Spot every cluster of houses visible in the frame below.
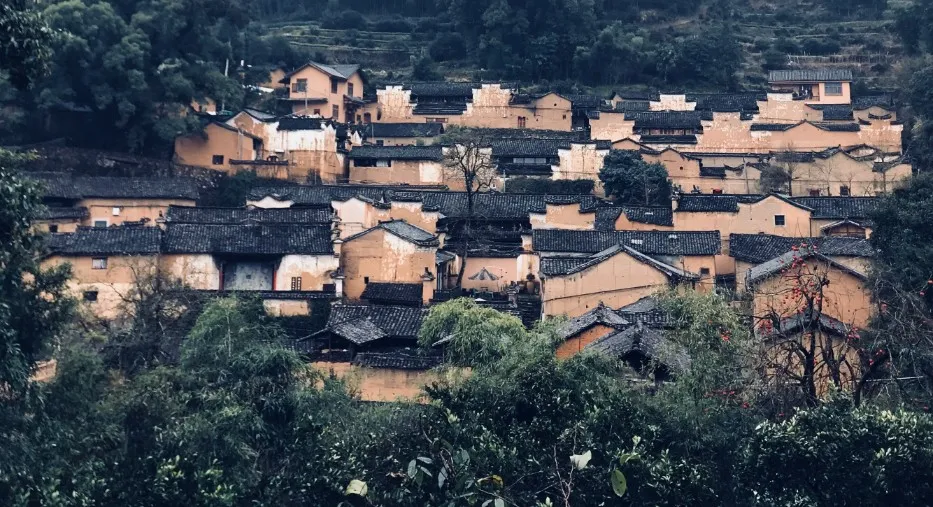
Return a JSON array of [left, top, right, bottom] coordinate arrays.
[[32, 64, 901, 400]]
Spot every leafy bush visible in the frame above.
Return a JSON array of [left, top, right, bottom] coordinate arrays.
[[322, 9, 366, 30], [429, 32, 467, 61]]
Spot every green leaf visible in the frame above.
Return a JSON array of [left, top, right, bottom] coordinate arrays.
[[611, 469, 628, 497], [438, 466, 448, 489], [407, 459, 418, 478], [495, 499, 505, 507]]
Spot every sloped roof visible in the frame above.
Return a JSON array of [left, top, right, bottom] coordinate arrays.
[[283, 61, 360, 81], [751, 123, 797, 132], [729, 234, 873, 264], [468, 127, 586, 141], [807, 104, 854, 121], [852, 95, 894, 111], [344, 220, 438, 247], [326, 304, 428, 341], [38, 206, 89, 220], [277, 116, 325, 131], [790, 197, 878, 219], [587, 323, 691, 374], [162, 223, 333, 255], [689, 93, 765, 112], [360, 122, 444, 138], [330, 318, 388, 345], [769, 69, 853, 82], [559, 302, 630, 339], [408, 82, 478, 97], [360, 282, 423, 305], [626, 111, 709, 129], [618, 296, 670, 328], [595, 205, 674, 230], [541, 244, 699, 279], [349, 145, 444, 161], [759, 310, 850, 339], [676, 194, 756, 212], [164, 206, 332, 224], [746, 246, 868, 285], [639, 135, 699, 145], [49, 226, 161, 256], [565, 94, 605, 109], [533, 230, 721, 256], [353, 351, 442, 370], [30, 174, 201, 201]]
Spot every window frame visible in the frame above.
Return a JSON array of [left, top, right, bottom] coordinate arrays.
[[824, 82, 843, 96], [294, 78, 307, 93], [347, 82, 354, 97], [93, 220, 108, 228], [212, 154, 225, 165], [839, 185, 850, 196], [290, 276, 302, 291], [92, 257, 108, 270], [774, 215, 786, 227], [82, 291, 98, 302]]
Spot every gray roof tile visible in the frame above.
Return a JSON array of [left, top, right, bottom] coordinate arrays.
[[164, 206, 332, 224], [534, 230, 721, 256], [49, 226, 161, 256], [769, 69, 853, 82], [361, 282, 424, 305], [162, 223, 332, 255], [729, 234, 874, 264], [349, 145, 444, 161]]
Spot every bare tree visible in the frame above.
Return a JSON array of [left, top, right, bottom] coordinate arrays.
[[439, 127, 497, 288]]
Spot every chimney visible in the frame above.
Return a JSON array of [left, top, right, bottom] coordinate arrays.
[[420, 267, 436, 305]]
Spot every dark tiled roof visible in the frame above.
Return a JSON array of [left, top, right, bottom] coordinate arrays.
[[164, 206, 332, 224], [361, 122, 444, 138], [31, 174, 200, 200], [497, 163, 553, 176], [639, 135, 698, 145], [540, 244, 698, 279], [789, 197, 878, 219], [349, 145, 444, 161], [162, 223, 333, 255], [277, 116, 324, 131], [345, 220, 438, 247], [491, 139, 568, 157], [413, 103, 468, 115], [689, 93, 764, 112], [676, 194, 763, 212], [38, 206, 89, 220], [627, 111, 709, 129], [618, 297, 670, 328], [472, 128, 586, 141], [699, 166, 727, 178], [283, 61, 360, 80], [353, 351, 442, 370], [533, 230, 721, 256], [49, 226, 161, 256], [327, 304, 428, 340], [813, 122, 860, 132], [747, 246, 868, 285], [751, 123, 796, 132], [760, 310, 850, 339], [769, 69, 853, 82], [603, 100, 651, 113], [559, 303, 630, 339], [852, 95, 894, 110], [808, 104, 854, 121], [565, 94, 605, 109], [729, 234, 874, 264], [408, 82, 477, 97], [595, 206, 674, 230], [360, 282, 424, 305], [587, 323, 691, 374]]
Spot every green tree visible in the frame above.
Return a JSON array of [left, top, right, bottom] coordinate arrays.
[[0, 0, 54, 89], [599, 150, 672, 206]]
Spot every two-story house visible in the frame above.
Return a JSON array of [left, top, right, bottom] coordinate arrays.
[[279, 62, 365, 121]]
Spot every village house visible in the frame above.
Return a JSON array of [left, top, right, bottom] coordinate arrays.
[[363, 83, 574, 130], [768, 69, 853, 105], [355, 122, 444, 146], [278, 62, 365, 121], [174, 112, 354, 183], [348, 145, 447, 187], [744, 244, 873, 329], [43, 226, 162, 319], [791, 196, 878, 237], [30, 174, 200, 231], [534, 229, 721, 317], [729, 233, 874, 287]]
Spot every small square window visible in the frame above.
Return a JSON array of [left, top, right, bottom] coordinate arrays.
[[809, 189, 821, 196], [291, 276, 302, 290], [840, 185, 850, 196], [212, 154, 224, 165], [48, 225, 59, 233], [700, 267, 711, 276], [517, 116, 527, 128], [774, 215, 786, 226], [83, 291, 98, 302], [92, 258, 108, 270], [294, 78, 307, 93], [93, 220, 107, 228], [313, 108, 321, 115], [376, 140, 384, 146], [112, 207, 121, 216], [825, 82, 843, 96]]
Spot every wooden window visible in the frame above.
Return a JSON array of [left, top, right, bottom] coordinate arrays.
[[290, 277, 302, 290], [323, 283, 336, 293], [331, 78, 339, 93], [376, 160, 391, 167], [294, 79, 307, 93], [48, 225, 58, 233], [376, 140, 384, 146], [348, 83, 354, 96], [363, 112, 372, 123], [840, 185, 850, 196], [809, 189, 821, 196], [313, 108, 321, 115], [700, 267, 711, 276], [364, 276, 370, 284], [82, 291, 98, 302], [93, 220, 107, 228], [92, 258, 108, 270], [825, 82, 843, 96], [517, 116, 527, 128], [212, 154, 224, 165], [332, 105, 339, 118], [712, 188, 723, 194], [774, 215, 786, 226]]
